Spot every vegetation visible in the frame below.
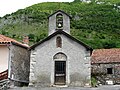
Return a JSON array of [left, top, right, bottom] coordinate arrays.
[[91, 76, 97, 87], [0, 0, 120, 48]]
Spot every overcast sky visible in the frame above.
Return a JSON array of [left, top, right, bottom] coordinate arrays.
[[0, 0, 74, 17]]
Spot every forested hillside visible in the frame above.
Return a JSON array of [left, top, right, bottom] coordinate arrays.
[[0, 0, 120, 49]]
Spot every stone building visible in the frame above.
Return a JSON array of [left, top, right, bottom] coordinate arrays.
[[0, 34, 30, 86], [29, 10, 92, 87], [9, 41, 30, 86], [91, 49, 120, 85]]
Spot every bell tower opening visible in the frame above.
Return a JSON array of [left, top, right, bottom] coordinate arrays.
[[56, 13, 63, 30]]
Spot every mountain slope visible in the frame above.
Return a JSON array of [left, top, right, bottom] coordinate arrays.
[[0, 1, 120, 49]]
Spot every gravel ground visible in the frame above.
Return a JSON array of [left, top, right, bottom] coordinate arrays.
[[8, 85, 120, 90]]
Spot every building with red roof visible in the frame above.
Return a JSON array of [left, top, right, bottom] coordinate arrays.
[[0, 34, 28, 72], [91, 49, 120, 85], [0, 34, 30, 86]]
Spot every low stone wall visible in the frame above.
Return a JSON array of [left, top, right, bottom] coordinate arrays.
[[92, 63, 120, 85]]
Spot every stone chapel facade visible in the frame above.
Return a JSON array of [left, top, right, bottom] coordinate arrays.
[[29, 10, 92, 87]]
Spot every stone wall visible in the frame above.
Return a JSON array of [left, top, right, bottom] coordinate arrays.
[[92, 63, 120, 85], [9, 44, 30, 86], [29, 34, 91, 87]]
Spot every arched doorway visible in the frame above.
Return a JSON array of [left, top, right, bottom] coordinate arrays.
[[53, 53, 67, 85]]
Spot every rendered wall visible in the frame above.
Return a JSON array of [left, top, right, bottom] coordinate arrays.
[[29, 34, 91, 87], [0, 45, 9, 72]]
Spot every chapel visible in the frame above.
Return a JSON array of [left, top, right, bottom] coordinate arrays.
[[29, 10, 92, 87]]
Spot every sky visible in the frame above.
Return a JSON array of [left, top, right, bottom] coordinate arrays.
[[0, 0, 74, 17]]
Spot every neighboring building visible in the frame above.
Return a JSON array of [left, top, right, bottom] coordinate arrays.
[[0, 34, 23, 73], [29, 10, 92, 87], [91, 49, 120, 85], [0, 34, 30, 86]]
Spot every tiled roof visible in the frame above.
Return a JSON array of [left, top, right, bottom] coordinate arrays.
[[91, 49, 120, 64], [0, 34, 20, 44], [0, 34, 28, 48]]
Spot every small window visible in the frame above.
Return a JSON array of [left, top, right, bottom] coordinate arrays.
[[56, 36, 62, 48], [107, 68, 113, 74]]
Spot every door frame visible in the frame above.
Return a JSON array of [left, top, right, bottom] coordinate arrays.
[[52, 52, 68, 86]]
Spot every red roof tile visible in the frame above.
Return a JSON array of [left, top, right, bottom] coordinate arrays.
[[91, 49, 120, 64], [0, 34, 28, 47]]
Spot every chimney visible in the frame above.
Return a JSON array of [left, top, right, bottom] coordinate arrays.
[[23, 36, 29, 45]]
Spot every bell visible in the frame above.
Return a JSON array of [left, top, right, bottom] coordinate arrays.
[[58, 23, 62, 27]]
